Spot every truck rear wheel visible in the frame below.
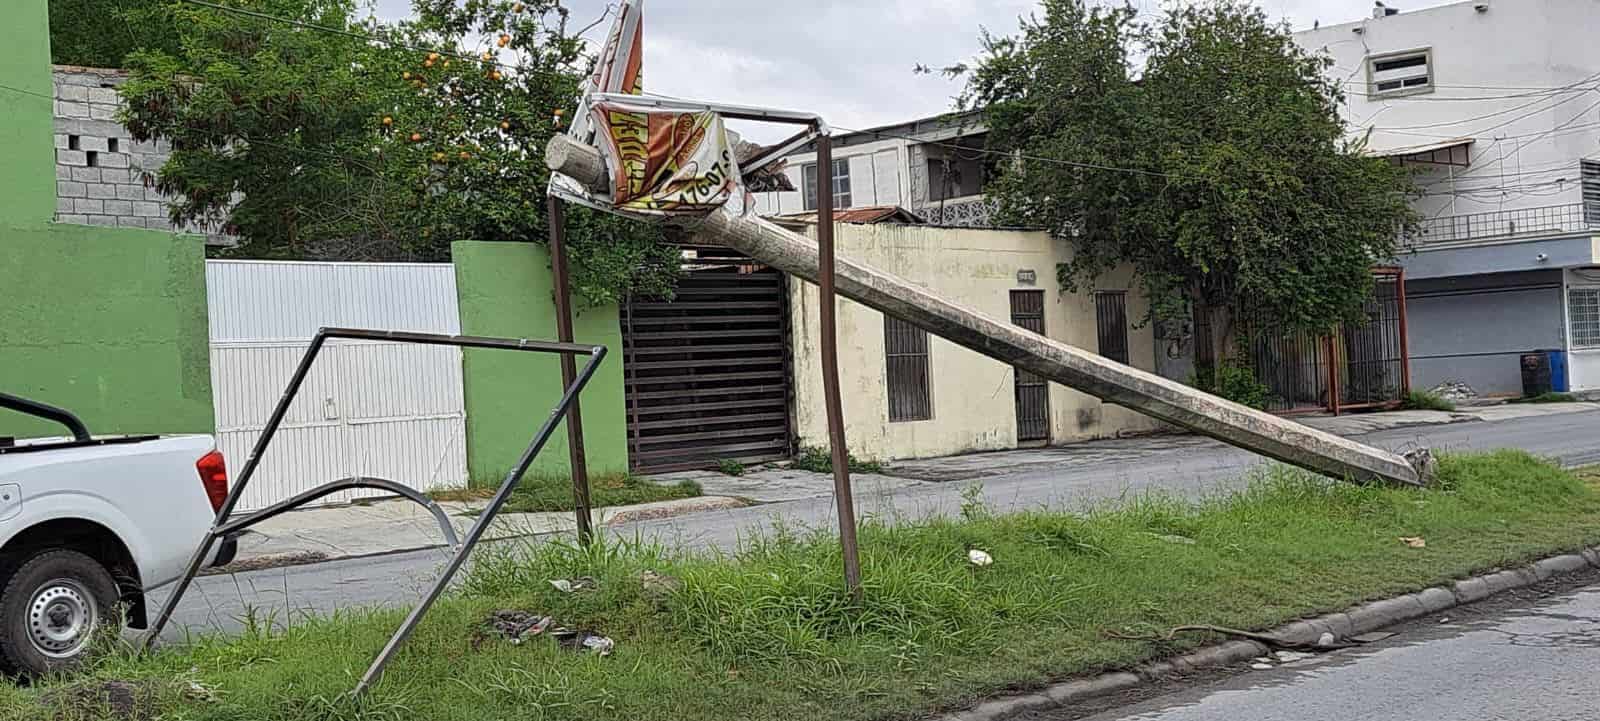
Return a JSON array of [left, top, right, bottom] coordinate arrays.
[[0, 549, 120, 678]]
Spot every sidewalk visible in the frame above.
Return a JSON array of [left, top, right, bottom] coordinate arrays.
[[216, 401, 1600, 572], [213, 494, 745, 574]]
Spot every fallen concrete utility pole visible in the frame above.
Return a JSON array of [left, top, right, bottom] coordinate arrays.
[[548, 136, 1431, 487]]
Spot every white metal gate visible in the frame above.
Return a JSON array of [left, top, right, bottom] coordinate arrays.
[[206, 261, 469, 511]]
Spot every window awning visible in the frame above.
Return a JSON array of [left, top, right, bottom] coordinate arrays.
[[1372, 137, 1474, 167]]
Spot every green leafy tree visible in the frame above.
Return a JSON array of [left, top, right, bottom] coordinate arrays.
[[49, 0, 180, 68], [963, 0, 1417, 357], [119, 0, 677, 304]]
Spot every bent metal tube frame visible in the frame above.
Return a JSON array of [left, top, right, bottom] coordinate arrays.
[[141, 327, 607, 696]]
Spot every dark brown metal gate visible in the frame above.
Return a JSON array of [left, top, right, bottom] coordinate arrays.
[[621, 249, 793, 474], [1240, 268, 1411, 415], [1010, 290, 1050, 442]]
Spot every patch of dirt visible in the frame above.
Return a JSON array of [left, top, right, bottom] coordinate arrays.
[[202, 550, 330, 576], [604, 496, 747, 525], [40, 680, 157, 721]]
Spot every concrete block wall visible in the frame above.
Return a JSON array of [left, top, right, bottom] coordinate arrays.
[[51, 65, 224, 241]]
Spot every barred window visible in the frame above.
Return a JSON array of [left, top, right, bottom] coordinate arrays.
[[1571, 287, 1600, 348], [884, 316, 931, 422]]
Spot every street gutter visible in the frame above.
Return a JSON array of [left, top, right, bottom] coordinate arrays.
[[938, 546, 1600, 721]]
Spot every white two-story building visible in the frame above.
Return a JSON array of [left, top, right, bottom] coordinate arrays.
[[750, 110, 997, 227], [1296, 0, 1600, 396]]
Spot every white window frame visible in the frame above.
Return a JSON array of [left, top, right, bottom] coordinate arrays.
[[1569, 284, 1600, 350], [1367, 48, 1434, 98], [802, 158, 851, 211]]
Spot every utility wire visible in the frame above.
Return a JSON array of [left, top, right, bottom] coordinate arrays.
[[830, 123, 1193, 181], [1365, 83, 1599, 131]]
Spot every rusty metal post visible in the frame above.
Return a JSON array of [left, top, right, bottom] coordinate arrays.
[[547, 196, 595, 545], [815, 132, 862, 598], [1326, 334, 1342, 416], [1395, 268, 1412, 396]]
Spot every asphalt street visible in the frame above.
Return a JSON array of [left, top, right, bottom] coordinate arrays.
[[151, 409, 1600, 640], [1032, 577, 1600, 721]]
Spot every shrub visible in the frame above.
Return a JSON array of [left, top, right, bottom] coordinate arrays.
[[1192, 362, 1273, 410], [1400, 390, 1457, 412], [793, 446, 884, 474]]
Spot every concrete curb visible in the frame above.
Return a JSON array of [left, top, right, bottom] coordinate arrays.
[[937, 548, 1600, 721]]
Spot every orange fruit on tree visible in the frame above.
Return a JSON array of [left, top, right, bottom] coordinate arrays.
[[481, 51, 493, 62], [428, 52, 440, 62], [410, 132, 423, 142], [490, 70, 503, 81], [513, 2, 525, 12], [432, 152, 446, 162], [424, 58, 435, 68], [402, 71, 412, 80], [459, 151, 471, 160], [500, 121, 511, 130], [382, 116, 393, 126], [498, 34, 511, 47]]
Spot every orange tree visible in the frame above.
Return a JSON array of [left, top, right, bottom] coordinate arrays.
[[121, 0, 678, 304]]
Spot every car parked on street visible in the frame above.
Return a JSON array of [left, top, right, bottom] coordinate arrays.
[[0, 393, 233, 677]]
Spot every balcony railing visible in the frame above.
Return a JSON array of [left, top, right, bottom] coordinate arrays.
[[916, 196, 997, 228], [1408, 203, 1595, 248]]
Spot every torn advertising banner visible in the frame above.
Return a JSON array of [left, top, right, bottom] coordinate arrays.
[[554, 0, 742, 217], [598, 105, 739, 214]]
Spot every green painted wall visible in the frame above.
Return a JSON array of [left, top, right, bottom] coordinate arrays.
[[452, 241, 629, 484], [0, 225, 214, 438], [0, 0, 58, 227], [0, 0, 214, 439]]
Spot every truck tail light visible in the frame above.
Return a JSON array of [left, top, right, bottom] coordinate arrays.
[[196, 450, 228, 513]]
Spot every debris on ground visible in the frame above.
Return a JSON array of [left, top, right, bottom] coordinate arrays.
[[181, 677, 219, 704], [548, 576, 598, 593], [202, 550, 330, 576], [41, 680, 157, 721], [1400, 536, 1427, 548], [1274, 650, 1315, 662], [1250, 662, 1274, 670], [1429, 380, 1478, 403], [472, 610, 554, 650], [968, 549, 994, 567], [1350, 631, 1397, 644], [553, 628, 615, 656], [640, 569, 683, 598], [1107, 624, 1355, 651]]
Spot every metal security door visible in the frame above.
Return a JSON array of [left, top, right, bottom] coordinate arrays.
[[1010, 290, 1049, 443], [621, 248, 793, 473], [207, 261, 469, 511]]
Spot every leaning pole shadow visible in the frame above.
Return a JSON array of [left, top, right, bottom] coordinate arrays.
[[141, 327, 607, 697]]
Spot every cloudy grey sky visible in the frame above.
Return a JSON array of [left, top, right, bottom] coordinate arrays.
[[372, 0, 1445, 141]]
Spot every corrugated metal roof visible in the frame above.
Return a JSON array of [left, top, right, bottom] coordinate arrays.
[[774, 205, 926, 225]]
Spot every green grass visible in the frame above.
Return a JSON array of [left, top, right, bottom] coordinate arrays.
[[793, 446, 885, 475], [9, 451, 1600, 721], [1512, 392, 1578, 404], [442, 474, 701, 514], [716, 459, 746, 477], [1399, 389, 1457, 412]]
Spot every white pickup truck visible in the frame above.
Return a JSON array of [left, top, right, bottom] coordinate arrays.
[[0, 392, 233, 677]]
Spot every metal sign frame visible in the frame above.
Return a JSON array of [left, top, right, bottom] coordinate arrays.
[[141, 327, 607, 696]]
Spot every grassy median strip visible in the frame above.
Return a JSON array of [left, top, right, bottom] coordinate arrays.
[[9, 451, 1600, 721], [435, 474, 703, 514]]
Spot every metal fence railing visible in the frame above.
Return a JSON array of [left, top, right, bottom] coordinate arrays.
[[1409, 203, 1592, 247]]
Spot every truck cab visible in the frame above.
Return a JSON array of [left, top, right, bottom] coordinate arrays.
[[0, 392, 231, 677]]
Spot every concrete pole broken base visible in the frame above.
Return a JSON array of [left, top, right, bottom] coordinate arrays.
[[545, 136, 1432, 487]]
